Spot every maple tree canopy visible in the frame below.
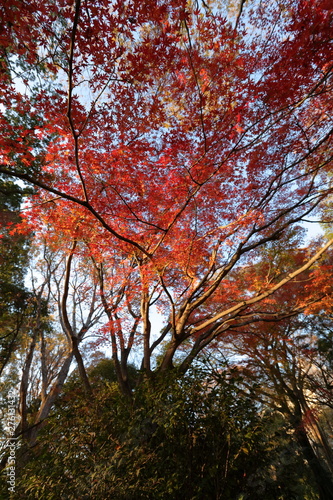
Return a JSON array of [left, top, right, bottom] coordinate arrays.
[[0, 0, 332, 372]]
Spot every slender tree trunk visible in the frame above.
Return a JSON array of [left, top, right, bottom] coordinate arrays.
[[141, 291, 151, 373], [39, 329, 48, 403], [27, 352, 74, 446], [19, 330, 37, 436], [71, 336, 92, 394]]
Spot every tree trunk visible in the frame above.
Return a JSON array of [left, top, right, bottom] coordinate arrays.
[[295, 425, 333, 500], [71, 336, 92, 394], [27, 352, 74, 447]]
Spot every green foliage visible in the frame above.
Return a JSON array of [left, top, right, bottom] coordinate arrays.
[[88, 358, 138, 389], [0, 176, 31, 375], [13, 365, 318, 499], [0, 178, 30, 299]]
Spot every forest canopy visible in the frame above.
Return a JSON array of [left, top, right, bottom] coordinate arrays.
[[0, 0, 332, 498]]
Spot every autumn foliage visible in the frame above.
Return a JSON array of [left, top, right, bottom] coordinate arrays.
[[1, 1, 333, 498], [0, 0, 333, 376]]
